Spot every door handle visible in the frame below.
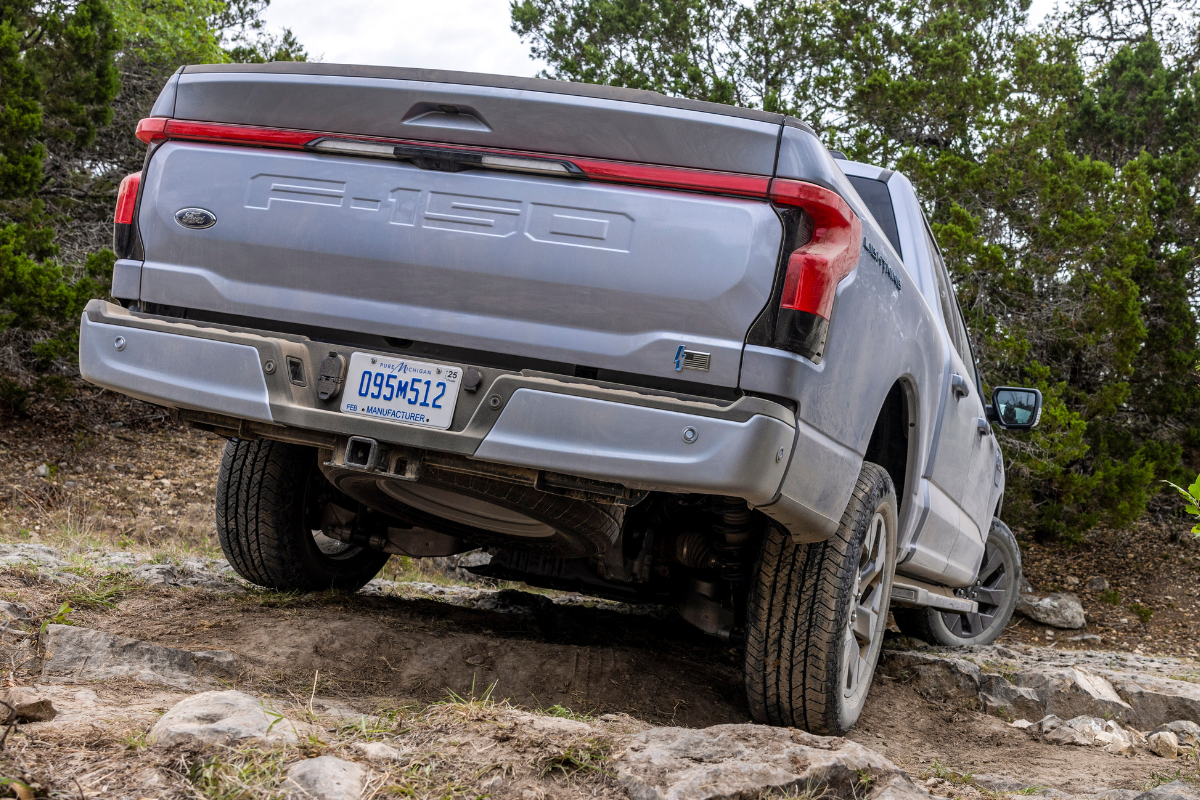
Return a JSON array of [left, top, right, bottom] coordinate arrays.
[[951, 373, 970, 399], [977, 417, 991, 435]]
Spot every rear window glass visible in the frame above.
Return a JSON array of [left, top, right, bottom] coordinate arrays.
[[847, 175, 903, 258]]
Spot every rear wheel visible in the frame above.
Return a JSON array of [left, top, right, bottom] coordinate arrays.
[[893, 518, 1020, 647], [216, 439, 390, 591], [743, 462, 898, 734]]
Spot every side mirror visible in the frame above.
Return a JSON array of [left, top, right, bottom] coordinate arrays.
[[986, 387, 1042, 430]]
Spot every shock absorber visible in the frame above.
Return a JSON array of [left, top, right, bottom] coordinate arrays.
[[711, 497, 757, 581]]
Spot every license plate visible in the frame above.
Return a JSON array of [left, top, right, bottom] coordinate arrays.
[[340, 352, 462, 430]]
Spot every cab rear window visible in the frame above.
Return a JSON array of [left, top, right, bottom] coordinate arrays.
[[846, 175, 903, 258]]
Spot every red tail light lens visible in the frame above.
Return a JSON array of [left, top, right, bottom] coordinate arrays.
[[769, 179, 862, 320], [571, 158, 770, 198], [135, 117, 169, 144], [132, 118, 770, 198], [114, 171, 142, 224]]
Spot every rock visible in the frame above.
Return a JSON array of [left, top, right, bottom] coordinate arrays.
[[0, 543, 64, 568], [876, 645, 1200, 731], [132, 563, 177, 585], [35, 464, 48, 477], [286, 756, 366, 800], [979, 672, 1041, 717], [1037, 715, 1063, 733], [309, 698, 368, 723], [431, 550, 494, 584], [0, 601, 31, 622], [1086, 577, 1109, 592], [149, 690, 316, 747], [878, 650, 981, 707], [1148, 731, 1180, 759], [1132, 781, 1200, 800], [1101, 671, 1200, 730], [978, 667, 1132, 723], [1096, 721, 1138, 755], [1066, 576, 1080, 586], [1044, 715, 1101, 747], [502, 709, 594, 737], [132, 561, 242, 593], [1036, 714, 1141, 754], [1016, 593, 1087, 629], [347, 741, 407, 762], [41, 625, 238, 690], [357, 578, 401, 596], [1010, 719, 1034, 729], [1068, 634, 1103, 644], [614, 723, 926, 800], [1092, 791, 1141, 800], [0, 688, 57, 723], [1151, 720, 1200, 747], [96, 551, 144, 569]]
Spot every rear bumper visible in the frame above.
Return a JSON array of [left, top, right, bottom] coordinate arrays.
[[79, 301, 796, 506]]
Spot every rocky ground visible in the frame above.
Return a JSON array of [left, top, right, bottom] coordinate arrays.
[[0, 541, 1197, 799], [1, 388, 1199, 798]]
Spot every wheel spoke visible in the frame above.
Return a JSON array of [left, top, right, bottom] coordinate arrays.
[[977, 546, 1003, 580], [859, 557, 882, 587], [975, 587, 1007, 606], [853, 603, 877, 643], [842, 630, 860, 693]]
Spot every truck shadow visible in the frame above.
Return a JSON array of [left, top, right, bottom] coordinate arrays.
[[177, 588, 752, 728]]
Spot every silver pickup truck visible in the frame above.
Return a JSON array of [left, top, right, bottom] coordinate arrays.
[[80, 63, 1042, 734]]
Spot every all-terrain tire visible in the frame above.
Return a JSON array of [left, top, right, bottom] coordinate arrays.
[[743, 461, 898, 735], [216, 439, 390, 591], [893, 518, 1021, 647]]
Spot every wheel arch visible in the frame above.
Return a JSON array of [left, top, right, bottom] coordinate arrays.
[[863, 378, 920, 534]]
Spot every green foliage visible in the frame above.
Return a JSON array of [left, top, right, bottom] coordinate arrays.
[[1128, 601, 1154, 623], [513, 0, 1200, 540], [0, 0, 119, 381], [0, 0, 306, 402], [39, 601, 73, 634], [1163, 475, 1200, 536]]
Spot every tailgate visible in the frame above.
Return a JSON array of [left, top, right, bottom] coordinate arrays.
[[137, 141, 783, 388]]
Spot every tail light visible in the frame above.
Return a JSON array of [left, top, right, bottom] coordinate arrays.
[[132, 117, 772, 198], [770, 180, 862, 319], [113, 171, 142, 258], [744, 179, 862, 362]]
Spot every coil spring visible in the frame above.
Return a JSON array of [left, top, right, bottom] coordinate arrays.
[[711, 496, 756, 581]]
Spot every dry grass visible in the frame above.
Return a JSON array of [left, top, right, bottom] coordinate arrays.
[[0, 678, 628, 800]]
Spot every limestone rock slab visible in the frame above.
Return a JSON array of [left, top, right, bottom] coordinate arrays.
[[41, 625, 238, 690], [878, 651, 981, 707], [614, 723, 927, 800]]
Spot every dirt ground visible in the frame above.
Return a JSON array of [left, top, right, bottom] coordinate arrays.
[[4, 569, 1196, 798], [2, 384, 1200, 796]]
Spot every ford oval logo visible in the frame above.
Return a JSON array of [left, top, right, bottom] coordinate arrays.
[[175, 207, 217, 229]]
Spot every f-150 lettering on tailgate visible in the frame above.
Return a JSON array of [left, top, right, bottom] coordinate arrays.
[[527, 203, 632, 252], [423, 192, 522, 237], [243, 173, 632, 251], [246, 174, 346, 209]]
